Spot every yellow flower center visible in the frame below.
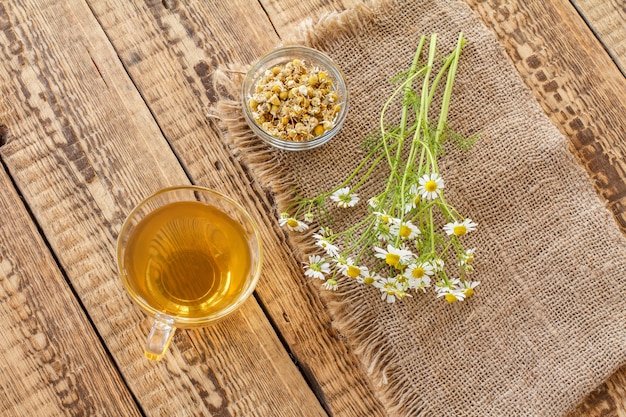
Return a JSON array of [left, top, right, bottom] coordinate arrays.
[[384, 284, 396, 295], [445, 293, 458, 303], [363, 276, 375, 285], [346, 265, 361, 278], [464, 288, 474, 297], [411, 267, 425, 279], [425, 180, 438, 192], [413, 195, 421, 205], [385, 253, 400, 267], [453, 225, 467, 236], [287, 219, 299, 227], [380, 214, 390, 223], [399, 225, 412, 238], [466, 255, 474, 264]]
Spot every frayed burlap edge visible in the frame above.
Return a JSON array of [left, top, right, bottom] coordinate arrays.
[[213, 2, 432, 415]]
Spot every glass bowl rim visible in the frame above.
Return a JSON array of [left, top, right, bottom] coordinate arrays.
[[241, 45, 349, 151]]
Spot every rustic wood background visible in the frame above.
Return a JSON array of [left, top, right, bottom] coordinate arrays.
[[0, 0, 624, 415]]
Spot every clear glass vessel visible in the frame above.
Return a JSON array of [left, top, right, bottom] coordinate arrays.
[[242, 45, 349, 151]]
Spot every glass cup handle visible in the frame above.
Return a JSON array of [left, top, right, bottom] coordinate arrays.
[[144, 314, 176, 361]]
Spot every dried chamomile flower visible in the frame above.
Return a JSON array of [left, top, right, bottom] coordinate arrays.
[[249, 59, 341, 142]]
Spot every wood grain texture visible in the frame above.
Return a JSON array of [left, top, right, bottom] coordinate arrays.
[[461, 0, 626, 415], [86, 0, 388, 416], [0, 165, 141, 417], [2, 0, 625, 415], [0, 1, 325, 415], [260, 0, 359, 29], [572, 0, 626, 74]]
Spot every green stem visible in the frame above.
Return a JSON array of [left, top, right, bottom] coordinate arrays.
[[420, 35, 437, 124], [399, 36, 426, 141], [327, 139, 388, 196], [352, 151, 388, 191], [429, 206, 436, 254], [380, 68, 427, 177], [435, 33, 465, 144], [398, 35, 437, 218]]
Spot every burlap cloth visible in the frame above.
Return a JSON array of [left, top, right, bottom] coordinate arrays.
[[214, 0, 626, 415]]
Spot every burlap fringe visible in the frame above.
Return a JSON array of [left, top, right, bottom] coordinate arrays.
[[327, 286, 430, 416], [214, 2, 431, 415]]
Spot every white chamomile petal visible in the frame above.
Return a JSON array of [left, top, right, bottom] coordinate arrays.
[[303, 255, 331, 280], [279, 216, 309, 232], [330, 187, 359, 208], [443, 219, 477, 236], [417, 173, 444, 200], [390, 219, 420, 240]]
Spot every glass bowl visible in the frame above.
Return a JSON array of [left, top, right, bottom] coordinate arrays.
[[242, 45, 349, 151]]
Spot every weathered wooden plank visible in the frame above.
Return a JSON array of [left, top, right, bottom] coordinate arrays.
[[86, 0, 388, 416], [572, 0, 626, 74], [261, 0, 358, 28], [0, 1, 325, 416], [461, 0, 626, 415], [0, 165, 141, 417]]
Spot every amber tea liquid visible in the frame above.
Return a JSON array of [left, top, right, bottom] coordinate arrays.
[[123, 201, 252, 321]]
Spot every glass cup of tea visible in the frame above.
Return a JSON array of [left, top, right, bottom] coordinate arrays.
[[116, 186, 263, 361]]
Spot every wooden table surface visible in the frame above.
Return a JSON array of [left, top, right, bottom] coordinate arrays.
[[1, 0, 625, 416]]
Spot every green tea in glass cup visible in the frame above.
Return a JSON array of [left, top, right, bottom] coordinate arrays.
[[116, 186, 263, 360]]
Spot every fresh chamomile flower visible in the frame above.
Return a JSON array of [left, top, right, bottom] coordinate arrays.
[[318, 226, 333, 237], [338, 258, 370, 280], [342, 263, 369, 280], [358, 270, 381, 285], [417, 173, 444, 200], [459, 248, 476, 266], [303, 212, 315, 224], [390, 219, 420, 241], [404, 184, 422, 213], [409, 275, 431, 292], [373, 211, 395, 241], [374, 276, 407, 303], [368, 196, 380, 209], [437, 288, 466, 303], [303, 255, 331, 280], [459, 249, 476, 274], [334, 256, 353, 272], [460, 280, 480, 298], [330, 187, 359, 208], [373, 211, 394, 224], [376, 223, 393, 242], [443, 219, 478, 236], [404, 262, 434, 280], [373, 244, 415, 269], [431, 258, 445, 272], [279, 215, 309, 232], [435, 279, 466, 303], [313, 233, 340, 257], [323, 278, 338, 291]]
